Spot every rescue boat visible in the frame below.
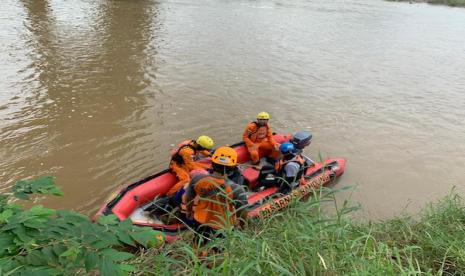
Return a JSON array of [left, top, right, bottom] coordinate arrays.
[[94, 133, 345, 242]]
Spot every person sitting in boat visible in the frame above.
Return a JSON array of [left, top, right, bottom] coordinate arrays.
[[167, 135, 214, 197], [242, 111, 280, 166], [274, 142, 313, 193], [181, 146, 248, 243]]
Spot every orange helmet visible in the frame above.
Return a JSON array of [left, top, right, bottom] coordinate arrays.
[[211, 146, 237, 167]]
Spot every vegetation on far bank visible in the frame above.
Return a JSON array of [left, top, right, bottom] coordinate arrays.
[[388, 0, 465, 7], [2, 177, 464, 275]]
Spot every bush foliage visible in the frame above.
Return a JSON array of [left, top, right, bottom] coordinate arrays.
[[0, 176, 164, 275]]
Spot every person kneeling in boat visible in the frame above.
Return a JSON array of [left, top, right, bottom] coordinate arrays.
[[243, 111, 280, 166], [181, 146, 248, 243], [167, 135, 214, 197], [274, 142, 312, 193]]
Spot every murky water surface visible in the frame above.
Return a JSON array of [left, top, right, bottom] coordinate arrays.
[[1, 0, 464, 218]]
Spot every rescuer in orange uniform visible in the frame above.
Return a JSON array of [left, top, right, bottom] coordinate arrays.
[[167, 135, 214, 196], [243, 112, 280, 165], [182, 146, 248, 242]]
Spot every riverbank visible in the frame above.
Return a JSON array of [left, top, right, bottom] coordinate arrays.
[[388, 0, 465, 7], [131, 191, 465, 274], [2, 178, 464, 274]]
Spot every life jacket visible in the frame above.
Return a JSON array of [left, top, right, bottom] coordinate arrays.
[[181, 174, 236, 229], [170, 140, 196, 165], [274, 154, 306, 181], [248, 122, 270, 143]]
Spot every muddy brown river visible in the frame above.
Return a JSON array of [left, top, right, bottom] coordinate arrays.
[[1, 0, 464, 218]]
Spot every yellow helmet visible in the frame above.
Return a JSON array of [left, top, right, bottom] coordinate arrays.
[[257, 111, 270, 120], [211, 146, 237, 167], [196, 135, 214, 150]]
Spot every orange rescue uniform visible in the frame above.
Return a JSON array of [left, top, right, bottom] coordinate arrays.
[[168, 140, 211, 196], [182, 175, 236, 229], [242, 122, 279, 164]]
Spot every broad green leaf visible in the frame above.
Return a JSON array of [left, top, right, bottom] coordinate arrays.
[[0, 258, 19, 273], [82, 233, 100, 245], [41, 247, 59, 264], [1, 222, 20, 231], [129, 229, 157, 247], [25, 250, 45, 266], [116, 231, 135, 246], [91, 240, 113, 249], [79, 221, 96, 235], [73, 250, 87, 267], [23, 219, 46, 229], [97, 214, 119, 225], [46, 227, 67, 236], [28, 205, 56, 217], [99, 258, 123, 276], [12, 225, 31, 242], [99, 232, 120, 246], [0, 209, 14, 222], [101, 248, 134, 262], [57, 209, 87, 222], [52, 244, 67, 256], [21, 267, 61, 276], [85, 252, 99, 272], [60, 246, 80, 260], [118, 264, 135, 272], [0, 233, 14, 256], [89, 232, 121, 249], [118, 218, 133, 230]]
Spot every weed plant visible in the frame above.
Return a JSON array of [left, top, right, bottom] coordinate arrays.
[[131, 188, 465, 275]]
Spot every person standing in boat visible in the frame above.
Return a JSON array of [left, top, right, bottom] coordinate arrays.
[[181, 146, 248, 243], [274, 141, 313, 193], [242, 111, 280, 165], [167, 135, 215, 197]]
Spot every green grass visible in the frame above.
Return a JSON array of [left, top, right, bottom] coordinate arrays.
[[130, 189, 465, 275], [387, 0, 465, 7]]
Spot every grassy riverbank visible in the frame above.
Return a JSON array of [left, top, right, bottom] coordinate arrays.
[[131, 190, 465, 275], [388, 0, 465, 7], [2, 178, 464, 275]]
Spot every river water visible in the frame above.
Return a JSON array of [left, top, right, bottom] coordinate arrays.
[[1, 0, 464, 218]]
